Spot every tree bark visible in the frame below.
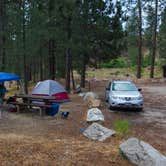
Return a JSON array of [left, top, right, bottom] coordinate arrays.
[[137, 0, 143, 79], [39, 44, 43, 81], [65, 48, 71, 92], [81, 54, 86, 88], [22, 0, 28, 94], [48, 39, 56, 80], [48, 0, 56, 80], [32, 60, 36, 83], [0, 0, 6, 71], [65, 17, 72, 92], [150, 0, 158, 78], [71, 57, 76, 91], [71, 63, 75, 91]]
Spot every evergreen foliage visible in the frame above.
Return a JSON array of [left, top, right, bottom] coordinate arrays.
[[159, 7, 166, 62], [0, 0, 126, 92], [0, 0, 166, 91]]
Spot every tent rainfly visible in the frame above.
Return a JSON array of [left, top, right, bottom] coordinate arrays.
[[32, 80, 69, 102]]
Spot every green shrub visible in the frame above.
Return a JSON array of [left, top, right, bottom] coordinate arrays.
[[155, 58, 165, 67], [114, 120, 131, 137], [128, 47, 138, 66], [143, 54, 151, 67], [100, 57, 128, 68]]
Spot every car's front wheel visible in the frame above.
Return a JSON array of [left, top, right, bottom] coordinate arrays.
[[108, 98, 114, 110], [137, 107, 143, 111], [105, 93, 109, 102]]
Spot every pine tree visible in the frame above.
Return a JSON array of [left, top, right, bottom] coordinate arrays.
[[123, 0, 143, 78], [159, 7, 166, 62], [145, 4, 155, 62], [150, 0, 158, 78], [137, 0, 143, 78], [0, 0, 6, 71]]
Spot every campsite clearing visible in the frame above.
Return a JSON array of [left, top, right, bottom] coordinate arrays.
[[0, 80, 166, 165]]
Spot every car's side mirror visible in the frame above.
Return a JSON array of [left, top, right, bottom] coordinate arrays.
[[138, 88, 142, 92], [106, 87, 110, 91]]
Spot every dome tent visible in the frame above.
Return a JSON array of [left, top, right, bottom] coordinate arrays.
[[32, 80, 69, 102]]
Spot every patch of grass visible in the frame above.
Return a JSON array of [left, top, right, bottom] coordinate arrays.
[[114, 120, 131, 137], [86, 66, 162, 79]]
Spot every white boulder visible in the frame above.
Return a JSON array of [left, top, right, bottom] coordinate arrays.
[[87, 108, 104, 122], [83, 92, 98, 101], [119, 137, 166, 166], [78, 93, 86, 97], [83, 123, 116, 141]]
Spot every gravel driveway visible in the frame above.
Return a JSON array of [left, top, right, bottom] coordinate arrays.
[[101, 83, 166, 153]]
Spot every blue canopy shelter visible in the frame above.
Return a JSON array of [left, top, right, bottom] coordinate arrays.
[[0, 72, 20, 82]]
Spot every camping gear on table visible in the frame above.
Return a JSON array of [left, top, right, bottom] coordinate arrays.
[[32, 80, 69, 103], [7, 96, 16, 103], [9, 105, 17, 112]]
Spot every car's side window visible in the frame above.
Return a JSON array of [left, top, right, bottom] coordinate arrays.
[[106, 82, 111, 90], [112, 83, 115, 90]]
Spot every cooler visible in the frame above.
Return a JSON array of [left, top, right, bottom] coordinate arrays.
[[46, 103, 59, 116]]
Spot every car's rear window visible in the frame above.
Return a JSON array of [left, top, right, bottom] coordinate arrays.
[[112, 83, 137, 91]]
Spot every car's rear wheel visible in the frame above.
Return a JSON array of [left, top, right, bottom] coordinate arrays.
[[108, 98, 113, 110], [109, 106, 115, 110], [108, 102, 115, 110], [105, 93, 108, 102]]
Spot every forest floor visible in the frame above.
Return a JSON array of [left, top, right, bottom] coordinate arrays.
[[0, 70, 166, 165]]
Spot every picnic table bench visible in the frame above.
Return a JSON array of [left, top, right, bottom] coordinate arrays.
[[8, 94, 57, 116]]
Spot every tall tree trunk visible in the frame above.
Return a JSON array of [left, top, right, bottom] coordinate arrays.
[[27, 65, 32, 81], [81, 54, 86, 88], [150, 0, 158, 78], [65, 17, 72, 92], [2, 36, 5, 71], [71, 62, 75, 91], [65, 48, 71, 92], [0, 0, 6, 71], [39, 44, 43, 81], [22, 0, 28, 94], [137, 0, 143, 78], [32, 61, 36, 82], [48, 0, 56, 80], [48, 39, 56, 79]]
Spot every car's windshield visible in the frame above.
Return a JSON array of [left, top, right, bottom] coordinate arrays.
[[112, 82, 137, 91]]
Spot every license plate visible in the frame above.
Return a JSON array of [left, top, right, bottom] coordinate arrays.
[[125, 103, 132, 106]]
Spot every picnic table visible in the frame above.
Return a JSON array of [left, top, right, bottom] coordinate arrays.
[[8, 94, 58, 116]]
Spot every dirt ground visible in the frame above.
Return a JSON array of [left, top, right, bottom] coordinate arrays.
[[0, 80, 166, 166]]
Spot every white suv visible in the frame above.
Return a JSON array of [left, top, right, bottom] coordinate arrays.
[[105, 80, 143, 110]]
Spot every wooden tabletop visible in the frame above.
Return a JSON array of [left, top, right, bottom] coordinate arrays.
[[15, 94, 57, 100]]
